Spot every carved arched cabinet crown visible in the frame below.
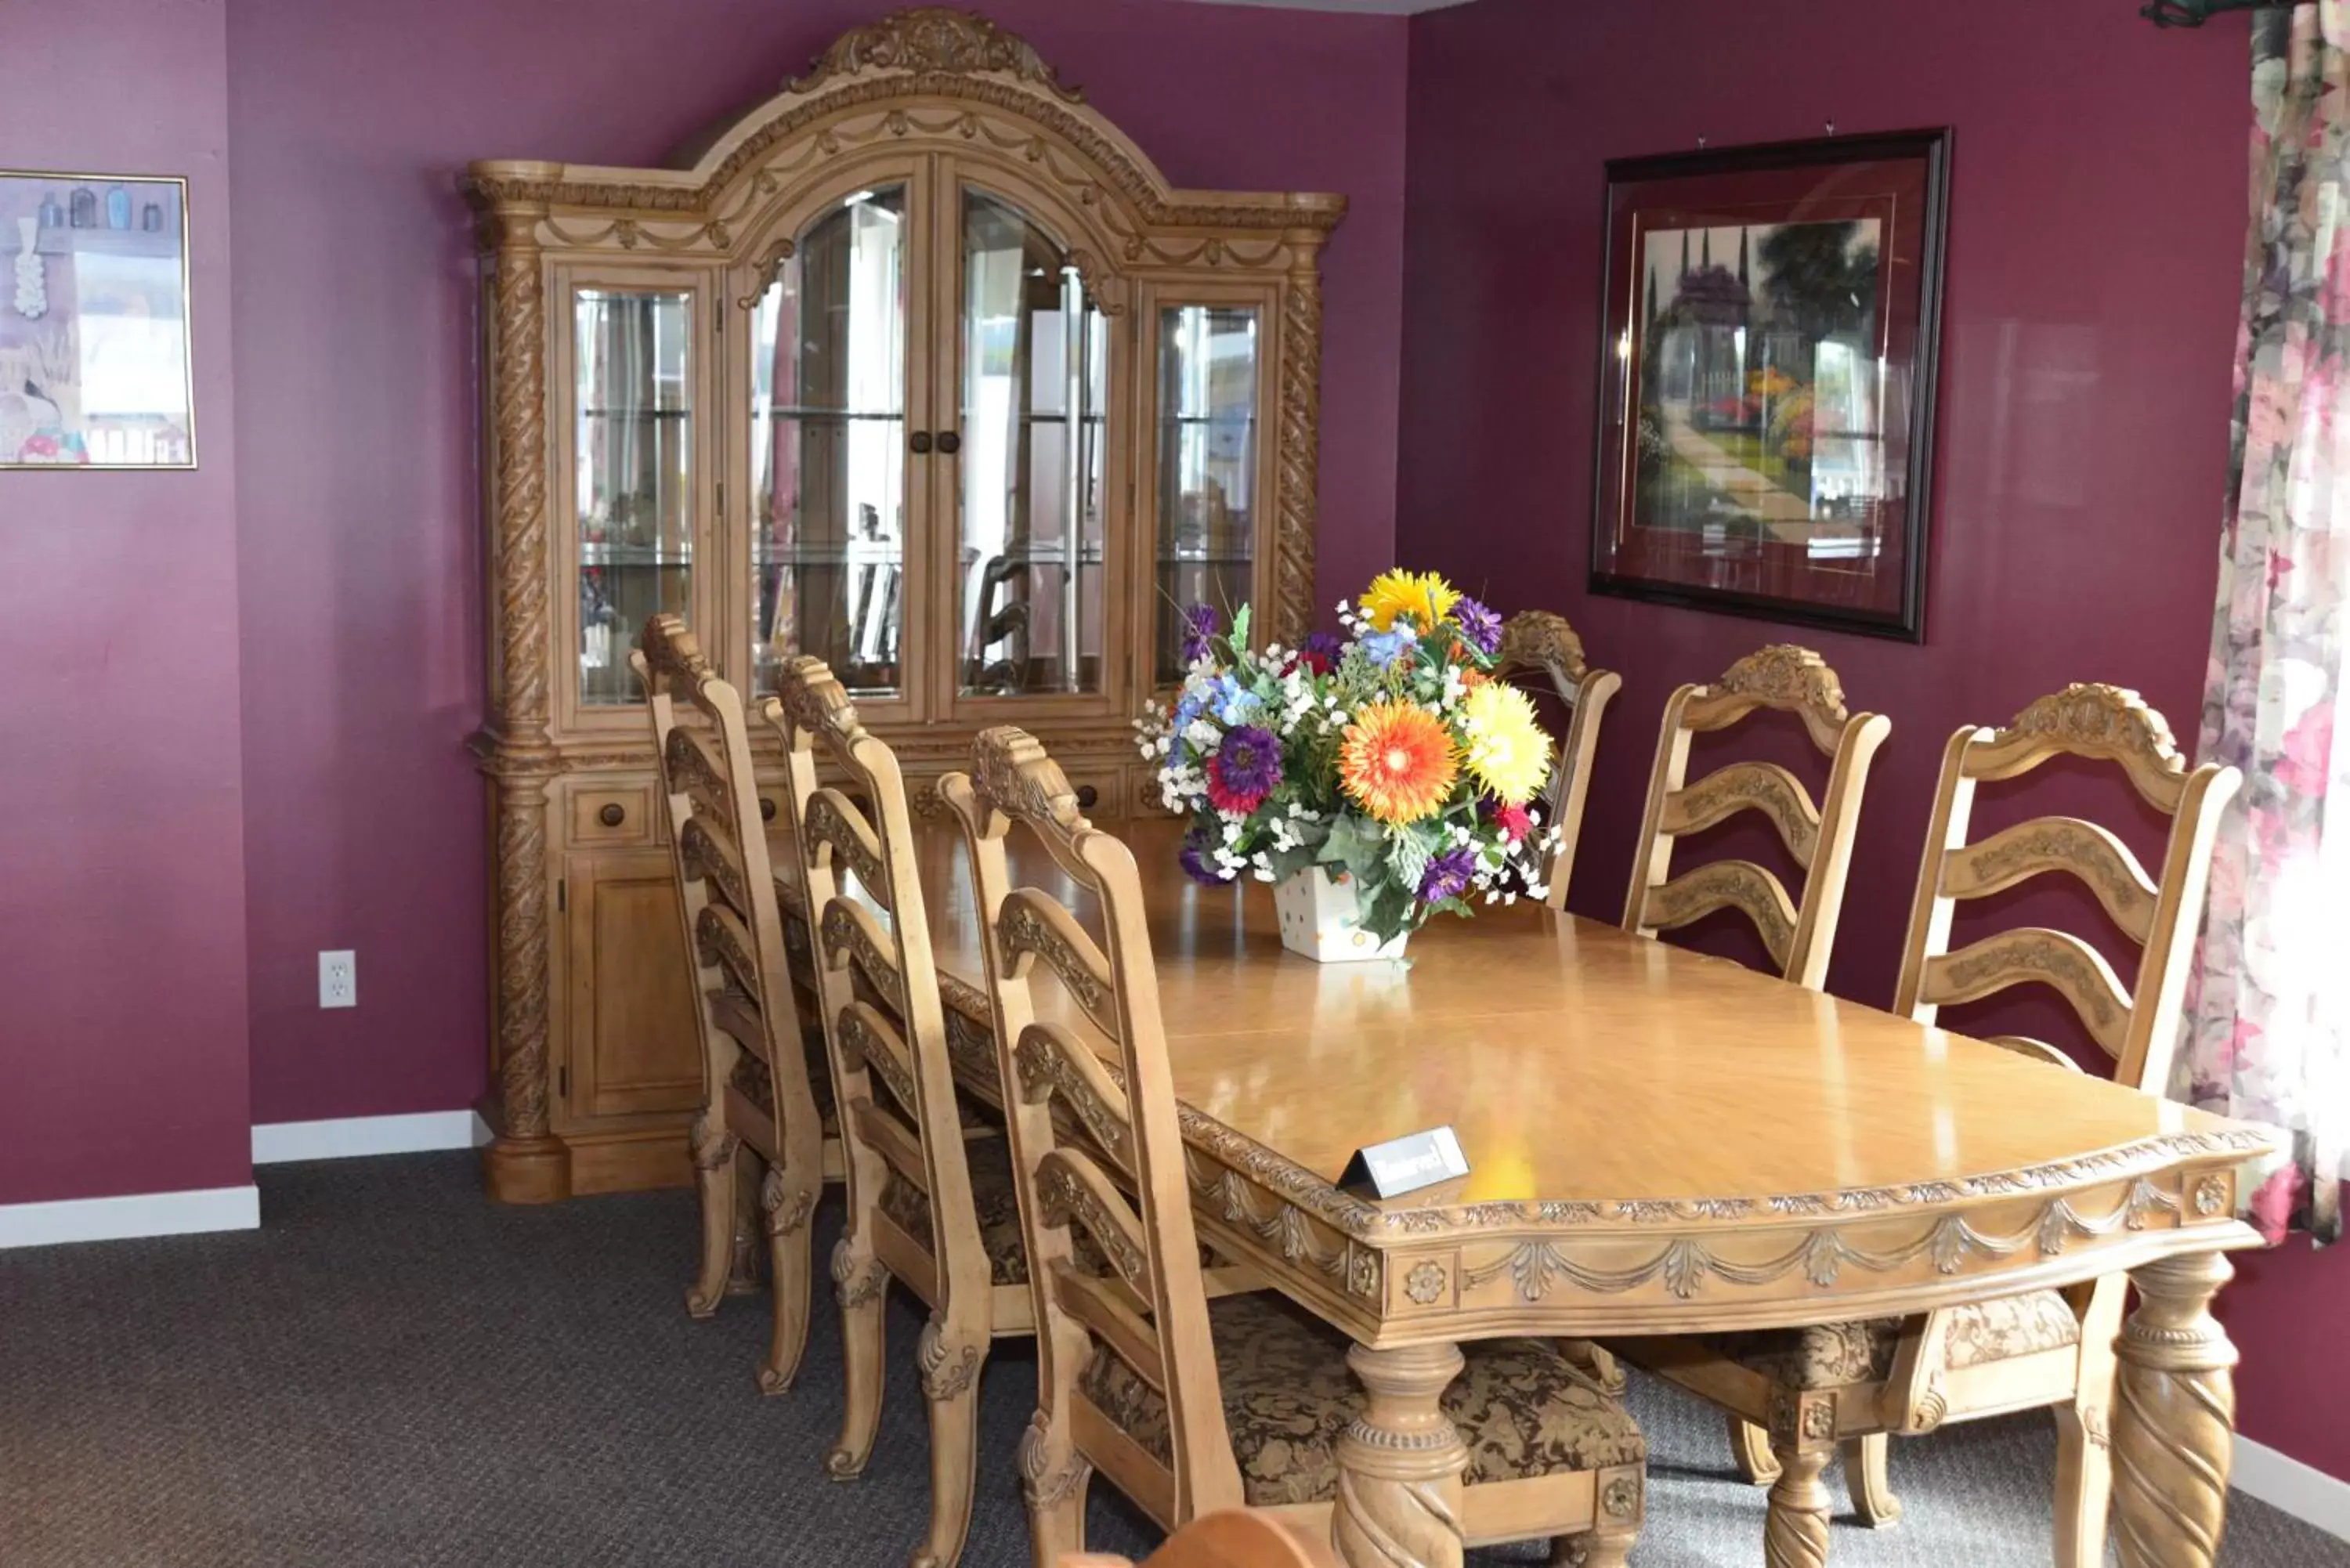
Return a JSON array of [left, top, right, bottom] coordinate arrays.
[[465, 8, 1343, 1201]]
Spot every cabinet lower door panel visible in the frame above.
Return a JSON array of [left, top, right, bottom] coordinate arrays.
[[564, 852, 703, 1122]]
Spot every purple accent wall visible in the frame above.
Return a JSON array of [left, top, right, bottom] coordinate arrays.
[[1401, 0, 2344, 1484], [0, 0, 251, 1205], [223, 0, 1410, 1125]]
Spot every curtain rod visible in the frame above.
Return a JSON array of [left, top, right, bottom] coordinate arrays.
[[2142, 0, 2284, 26]]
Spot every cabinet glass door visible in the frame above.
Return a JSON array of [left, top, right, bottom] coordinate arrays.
[[1153, 304, 1261, 687], [575, 289, 694, 706], [956, 189, 1108, 699], [749, 184, 911, 699]]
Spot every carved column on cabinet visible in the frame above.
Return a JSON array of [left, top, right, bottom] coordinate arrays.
[[475, 179, 568, 1203], [1274, 252, 1322, 650]]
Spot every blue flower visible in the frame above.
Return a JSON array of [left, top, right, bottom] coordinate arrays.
[[1210, 674, 1261, 724], [1358, 627, 1417, 669]]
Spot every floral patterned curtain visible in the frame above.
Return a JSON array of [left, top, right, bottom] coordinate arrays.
[[2179, 0, 2350, 1245]]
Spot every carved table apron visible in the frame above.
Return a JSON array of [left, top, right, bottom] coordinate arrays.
[[779, 818, 2280, 1568]]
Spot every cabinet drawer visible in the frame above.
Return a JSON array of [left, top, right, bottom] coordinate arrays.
[[571, 783, 657, 846]]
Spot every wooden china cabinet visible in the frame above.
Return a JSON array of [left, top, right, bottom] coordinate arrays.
[[465, 8, 1343, 1201]]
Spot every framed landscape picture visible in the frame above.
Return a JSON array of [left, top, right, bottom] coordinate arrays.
[[1589, 129, 1950, 640], [0, 171, 194, 469]]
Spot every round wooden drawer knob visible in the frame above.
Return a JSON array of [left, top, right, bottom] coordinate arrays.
[[1076, 784, 1098, 810], [761, 797, 778, 822], [598, 803, 626, 828]]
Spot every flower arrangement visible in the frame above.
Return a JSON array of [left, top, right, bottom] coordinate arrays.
[[1134, 570, 1561, 948]]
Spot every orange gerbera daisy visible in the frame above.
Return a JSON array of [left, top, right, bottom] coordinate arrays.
[[1339, 700, 1459, 824]]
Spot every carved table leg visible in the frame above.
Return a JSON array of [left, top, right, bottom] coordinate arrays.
[[1763, 1390, 1838, 1568], [2113, 1251, 2238, 1568], [1332, 1342, 1467, 1568]]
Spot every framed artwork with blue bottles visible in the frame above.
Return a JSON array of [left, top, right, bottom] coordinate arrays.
[[0, 171, 194, 469]]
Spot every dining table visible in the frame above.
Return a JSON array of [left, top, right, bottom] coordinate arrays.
[[777, 811, 2282, 1568]]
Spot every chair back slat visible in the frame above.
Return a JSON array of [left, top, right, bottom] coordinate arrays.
[[1640, 858, 1799, 975], [1658, 760, 1823, 865], [1622, 645, 1890, 990], [1494, 611, 1622, 906], [944, 726, 1245, 1526], [631, 615, 815, 1162], [1891, 683, 2242, 1090], [764, 656, 992, 1318], [1938, 815, 2160, 944], [1920, 927, 2134, 1059]]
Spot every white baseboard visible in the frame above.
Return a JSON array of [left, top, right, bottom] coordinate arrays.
[[2236, 1434, 2350, 1543], [0, 1184, 261, 1251], [250, 1110, 492, 1165]]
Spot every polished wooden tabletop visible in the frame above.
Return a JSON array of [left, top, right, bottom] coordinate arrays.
[[812, 815, 2266, 1230]]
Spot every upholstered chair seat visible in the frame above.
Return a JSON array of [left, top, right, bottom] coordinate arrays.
[[1076, 1292, 1644, 1508], [722, 1028, 837, 1140], [1708, 1290, 2083, 1391], [876, 1148, 1032, 1287]]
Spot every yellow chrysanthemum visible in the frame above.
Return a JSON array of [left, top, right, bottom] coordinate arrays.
[[1458, 682, 1553, 805], [1339, 700, 1459, 824], [1358, 569, 1462, 634]]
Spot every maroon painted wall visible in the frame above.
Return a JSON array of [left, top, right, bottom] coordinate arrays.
[[0, 0, 251, 1205], [1400, 0, 2345, 1482], [224, 0, 1411, 1125]]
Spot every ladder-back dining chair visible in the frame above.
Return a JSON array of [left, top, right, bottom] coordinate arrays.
[[764, 655, 1039, 1568], [1493, 610, 1622, 909], [1621, 644, 1891, 991], [942, 727, 1647, 1568], [1617, 683, 2240, 1568], [632, 614, 832, 1396]]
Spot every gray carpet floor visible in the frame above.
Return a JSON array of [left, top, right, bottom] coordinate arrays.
[[0, 1153, 2340, 1567]]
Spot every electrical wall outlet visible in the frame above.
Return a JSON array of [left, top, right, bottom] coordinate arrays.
[[319, 949, 357, 1010]]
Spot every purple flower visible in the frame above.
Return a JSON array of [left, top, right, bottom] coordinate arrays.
[[1178, 825, 1229, 886], [1452, 597, 1502, 656], [1180, 604, 1220, 663], [1206, 724, 1282, 812], [1299, 630, 1344, 674], [1419, 845, 1478, 904]]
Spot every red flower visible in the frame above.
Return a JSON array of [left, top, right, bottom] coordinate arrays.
[[1491, 803, 1532, 842], [1205, 770, 1269, 815]]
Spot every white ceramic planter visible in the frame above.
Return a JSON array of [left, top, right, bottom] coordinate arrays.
[[1273, 866, 1409, 963]]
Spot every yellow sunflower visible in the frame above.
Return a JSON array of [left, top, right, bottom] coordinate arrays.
[[1339, 700, 1459, 824], [1458, 682, 1553, 805], [1358, 569, 1462, 634]]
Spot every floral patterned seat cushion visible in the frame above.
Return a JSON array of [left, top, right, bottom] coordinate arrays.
[[722, 1021, 839, 1139], [1077, 1292, 1644, 1508], [1708, 1290, 2082, 1391], [875, 1140, 1036, 1285]]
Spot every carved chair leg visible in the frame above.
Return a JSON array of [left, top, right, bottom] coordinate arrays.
[[1842, 1434, 1900, 1527], [1730, 1414, 1781, 1485], [913, 1320, 987, 1568], [684, 1110, 739, 1321], [726, 1142, 765, 1295], [1018, 1407, 1092, 1568], [757, 1168, 818, 1395], [826, 1232, 891, 1479], [1764, 1397, 1837, 1568], [1332, 1342, 1469, 1568], [2113, 1251, 2237, 1568], [1553, 1465, 1643, 1566], [1550, 1523, 1636, 1567], [2054, 1398, 2113, 1568]]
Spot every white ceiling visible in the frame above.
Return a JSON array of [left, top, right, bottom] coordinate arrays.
[[1174, 0, 1477, 13]]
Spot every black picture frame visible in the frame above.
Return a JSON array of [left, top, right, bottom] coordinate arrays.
[[1587, 128, 1950, 641]]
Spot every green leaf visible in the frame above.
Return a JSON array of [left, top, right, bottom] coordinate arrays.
[[1231, 602, 1252, 649]]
